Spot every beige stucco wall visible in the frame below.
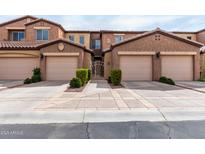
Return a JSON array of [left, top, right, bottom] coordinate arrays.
[[175, 33, 197, 41], [65, 33, 90, 49], [0, 50, 40, 57], [83, 52, 92, 69], [104, 52, 112, 79], [200, 54, 205, 78]]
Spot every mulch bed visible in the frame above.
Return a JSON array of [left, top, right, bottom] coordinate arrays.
[[108, 82, 124, 89]]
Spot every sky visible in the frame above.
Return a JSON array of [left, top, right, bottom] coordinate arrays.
[[0, 15, 205, 31]]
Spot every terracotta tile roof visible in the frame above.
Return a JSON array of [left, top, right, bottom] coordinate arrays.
[[0, 39, 93, 54], [0, 15, 38, 27], [0, 41, 42, 50]]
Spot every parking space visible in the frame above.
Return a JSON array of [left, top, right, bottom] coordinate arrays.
[[0, 81, 68, 112]]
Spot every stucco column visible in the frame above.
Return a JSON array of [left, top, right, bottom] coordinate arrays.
[[152, 54, 161, 81], [194, 54, 200, 80], [40, 55, 46, 81]]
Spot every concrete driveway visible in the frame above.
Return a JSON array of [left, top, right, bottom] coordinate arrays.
[[123, 81, 205, 108], [37, 80, 205, 110], [176, 81, 205, 93], [0, 80, 23, 91], [0, 81, 68, 112]]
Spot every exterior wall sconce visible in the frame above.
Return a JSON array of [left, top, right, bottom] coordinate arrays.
[[156, 52, 160, 58], [40, 53, 44, 60]]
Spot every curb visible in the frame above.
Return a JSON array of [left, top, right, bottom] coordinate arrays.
[[176, 84, 205, 94]]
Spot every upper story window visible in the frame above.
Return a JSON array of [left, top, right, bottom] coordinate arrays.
[[11, 31, 25, 41], [92, 39, 101, 49], [115, 35, 123, 43], [187, 36, 192, 40], [36, 29, 49, 41], [79, 36, 85, 45], [69, 35, 75, 42]]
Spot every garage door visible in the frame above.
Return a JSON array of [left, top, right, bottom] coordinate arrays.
[[120, 56, 152, 81], [0, 57, 39, 80], [46, 57, 78, 80], [161, 56, 193, 81]]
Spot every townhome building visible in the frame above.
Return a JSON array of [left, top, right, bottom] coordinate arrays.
[[0, 15, 205, 81]]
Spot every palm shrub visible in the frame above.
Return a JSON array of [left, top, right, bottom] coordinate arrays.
[[111, 69, 122, 86]]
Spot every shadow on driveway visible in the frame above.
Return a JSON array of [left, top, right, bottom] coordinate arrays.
[[123, 81, 189, 91], [19, 81, 69, 88]]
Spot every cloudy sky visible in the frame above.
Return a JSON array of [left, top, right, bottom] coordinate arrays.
[[0, 15, 205, 31]]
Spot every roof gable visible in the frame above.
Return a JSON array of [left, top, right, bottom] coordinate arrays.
[[0, 15, 38, 27], [104, 28, 203, 53], [25, 18, 65, 32], [37, 39, 93, 54]]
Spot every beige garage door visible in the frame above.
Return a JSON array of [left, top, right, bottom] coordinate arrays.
[[161, 56, 193, 81], [0, 57, 39, 80], [46, 57, 78, 80], [120, 56, 152, 81]]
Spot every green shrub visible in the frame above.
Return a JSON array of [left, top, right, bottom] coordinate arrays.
[[159, 76, 175, 85], [70, 77, 82, 88], [31, 67, 41, 83], [88, 69, 92, 81], [159, 76, 167, 83], [76, 69, 88, 86], [24, 78, 32, 84], [167, 78, 175, 85], [108, 76, 112, 83], [111, 69, 122, 86], [31, 75, 41, 83], [33, 67, 41, 75]]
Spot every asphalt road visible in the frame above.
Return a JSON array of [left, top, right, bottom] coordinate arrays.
[[0, 120, 205, 139]]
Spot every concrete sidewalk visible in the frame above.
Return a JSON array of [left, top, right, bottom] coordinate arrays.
[[1, 108, 205, 124]]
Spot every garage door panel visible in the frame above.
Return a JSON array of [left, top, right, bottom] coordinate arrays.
[[120, 56, 152, 81], [161, 56, 193, 81], [46, 57, 77, 81], [0, 58, 39, 80]]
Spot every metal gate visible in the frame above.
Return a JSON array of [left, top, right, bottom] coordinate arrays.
[[92, 61, 104, 78]]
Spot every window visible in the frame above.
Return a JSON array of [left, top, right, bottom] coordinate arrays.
[[115, 35, 123, 43], [92, 39, 101, 49], [187, 36, 192, 40], [11, 31, 25, 41], [36, 29, 49, 41], [79, 36, 85, 45], [69, 35, 74, 42]]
